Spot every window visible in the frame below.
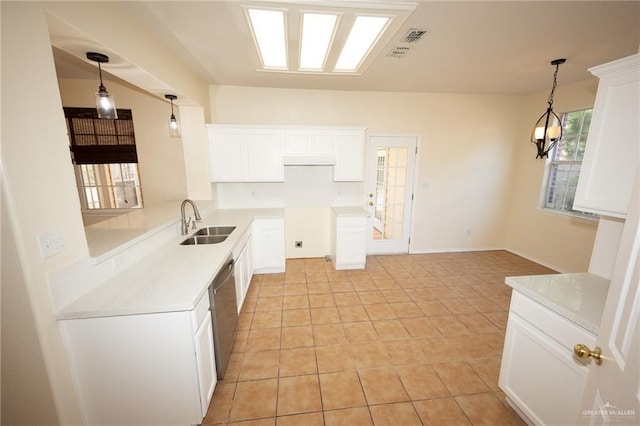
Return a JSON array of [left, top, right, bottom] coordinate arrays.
[[64, 107, 143, 210], [543, 108, 595, 216], [75, 163, 142, 209]]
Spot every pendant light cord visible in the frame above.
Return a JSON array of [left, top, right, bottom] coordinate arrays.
[[546, 63, 560, 109]]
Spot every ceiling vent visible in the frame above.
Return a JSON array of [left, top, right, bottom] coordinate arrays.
[[401, 28, 427, 43], [387, 46, 411, 58]]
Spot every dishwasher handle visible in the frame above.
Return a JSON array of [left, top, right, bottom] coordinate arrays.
[[212, 258, 235, 293]]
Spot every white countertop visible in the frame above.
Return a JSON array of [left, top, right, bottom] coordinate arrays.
[[332, 206, 368, 216], [505, 272, 610, 334], [58, 208, 283, 320]]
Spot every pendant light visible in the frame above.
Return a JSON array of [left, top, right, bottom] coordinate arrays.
[[531, 58, 566, 159], [86, 52, 117, 119], [164, 94, 181, 138]]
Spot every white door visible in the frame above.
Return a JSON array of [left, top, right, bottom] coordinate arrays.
[[579, 167, 640, 425], [365, 134, 418, 254]]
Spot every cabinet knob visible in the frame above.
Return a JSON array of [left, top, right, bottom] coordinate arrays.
[[369, 193, 374, 198], [369, 201, 374, 206], [573, 343, 603, 365]]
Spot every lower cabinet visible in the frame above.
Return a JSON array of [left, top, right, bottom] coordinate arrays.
[[331, 208, 367, 270], [234, 234, 254, 313], [499, 291, 595, 425], [252, 217, 286, 273], [61, 293, 216, 426]]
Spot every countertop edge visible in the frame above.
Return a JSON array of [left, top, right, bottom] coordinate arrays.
[[505, 272, 610, 335]]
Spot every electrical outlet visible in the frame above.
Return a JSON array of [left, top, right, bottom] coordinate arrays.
[[36, 231, 65, 259], [295, 241, 303, 248]]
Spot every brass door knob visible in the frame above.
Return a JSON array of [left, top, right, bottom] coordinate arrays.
[[573, 343, 603, 365]]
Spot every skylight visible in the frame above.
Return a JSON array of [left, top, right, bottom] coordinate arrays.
[[299, 13, 338, 71], [334, 15, 390, 72], [244, 3, 413, 75], [247, 8, 287, 69]]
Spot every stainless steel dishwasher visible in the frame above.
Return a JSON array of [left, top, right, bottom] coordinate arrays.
[[208, 255, 238, 379]]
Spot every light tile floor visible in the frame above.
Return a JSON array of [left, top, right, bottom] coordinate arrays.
[[202, 250, 554, 425]]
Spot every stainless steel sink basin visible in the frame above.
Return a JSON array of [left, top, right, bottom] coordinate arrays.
[[194, 226, 236, 236], [180, 235, 228, 245]]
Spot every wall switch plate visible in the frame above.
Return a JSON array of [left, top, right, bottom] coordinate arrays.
[[37, 231, 64, 259]]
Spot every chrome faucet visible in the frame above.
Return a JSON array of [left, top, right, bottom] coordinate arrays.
[[180, 199, 202, 235]]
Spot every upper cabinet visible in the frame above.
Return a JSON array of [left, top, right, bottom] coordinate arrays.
[[207, 125, 367, 182], [333, 130, 366, 181], [573, 54, 640, 218], [206, 125, 284, 182]]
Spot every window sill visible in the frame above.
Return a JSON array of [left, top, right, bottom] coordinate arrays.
[[538, 207, 599, 225]]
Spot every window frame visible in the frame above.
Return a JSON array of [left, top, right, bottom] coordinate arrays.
[[539, 107, 598, 222]]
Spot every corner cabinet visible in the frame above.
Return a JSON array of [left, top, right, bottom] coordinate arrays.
[[573, 54, 640, 218], [206, 125, 367, 182], [61, 293, 216, 425], [206, 125, 284, 182], [499, 291, 595, 425]]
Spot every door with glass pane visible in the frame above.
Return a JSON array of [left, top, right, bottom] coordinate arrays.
[[366, 135, 418, 254]]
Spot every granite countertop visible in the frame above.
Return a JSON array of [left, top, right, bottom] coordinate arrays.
[[58, 208, 284, 321], [505, 272, 610, 334]]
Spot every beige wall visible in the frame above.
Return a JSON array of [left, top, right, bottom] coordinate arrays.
[[1, 3, 210, 423], [58, 78, 188, 207], [210, 84, 599, 270], [2, 3, 86, 423], [505, 78, 600, 272], [210, 85, 524, 254]]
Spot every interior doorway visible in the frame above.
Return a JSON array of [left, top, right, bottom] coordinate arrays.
[[366, 134, 418, 254]]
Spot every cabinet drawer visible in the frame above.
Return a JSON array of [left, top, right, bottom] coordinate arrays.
[[510, 291, 596, 350], [191, 292, 210, 330]]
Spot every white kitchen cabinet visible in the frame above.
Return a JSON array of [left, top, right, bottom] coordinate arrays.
[[333, 130, 366, 181], [252, 217, 285, 273], [206, 125, 284, 182], [499, 291, 596, 425], [246, 128, 284, 181], [331, 207, 367, 270], [284, 129, 335, 156], [193, 312, 216, 418], [234, 232, 254, 313], [573, 53, 640, 218], [61, 293, 216, 425]]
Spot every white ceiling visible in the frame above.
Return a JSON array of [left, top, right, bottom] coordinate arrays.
[[52, 1, 640, 96]]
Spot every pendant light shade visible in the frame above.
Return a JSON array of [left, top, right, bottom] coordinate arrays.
[[531, 58, 566, 159], [164, 94, 181, 138], [87, 52, 117, 119]]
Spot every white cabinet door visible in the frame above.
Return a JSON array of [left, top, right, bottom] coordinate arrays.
[[332, 214, 367, 270], [207, 127, 246, 182], [573, 54, 640, 218], [234, 252, 246, 313], [500, 314, 590, 425], [252, 218, 285, 273], [194, 313, 216, 418], [309, 131, 334, 155], [247, 129, 284, 181], [283, 129, 334, 156], [284, 130, 310, 155], [206, 125, 284, 182], [334, 130, 366, 181], [499, 292, 596, 425]]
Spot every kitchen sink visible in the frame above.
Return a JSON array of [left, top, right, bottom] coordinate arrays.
[[194, 226, 236, 236], [180, 235, 228, 245]]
